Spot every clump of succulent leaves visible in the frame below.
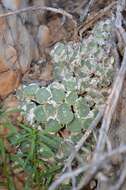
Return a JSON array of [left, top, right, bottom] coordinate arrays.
[[16, 19, 115, 161]]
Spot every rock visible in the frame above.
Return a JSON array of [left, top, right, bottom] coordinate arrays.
[[0, 69, 21, 98], [0, 5, 39, 74], [37, 25, 51, 47], [0, 56, 9, 72], [0, 49, 21, 98], [36, 25, 51, 56]]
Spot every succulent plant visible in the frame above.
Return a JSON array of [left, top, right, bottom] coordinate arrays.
[[16, 19, 115, 159]]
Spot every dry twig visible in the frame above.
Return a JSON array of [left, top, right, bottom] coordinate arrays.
[[49, 145, 126, 190], [0, 5, 77, 27], [78, 1, 116, 37]]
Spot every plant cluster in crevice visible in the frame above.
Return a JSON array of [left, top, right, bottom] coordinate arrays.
[[18, 19, 115, 136]]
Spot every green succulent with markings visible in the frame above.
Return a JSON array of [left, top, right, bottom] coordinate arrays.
[[16, 19, 115, 160]]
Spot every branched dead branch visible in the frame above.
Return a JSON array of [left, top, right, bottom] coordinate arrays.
[[49, 145, 126, 190]]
